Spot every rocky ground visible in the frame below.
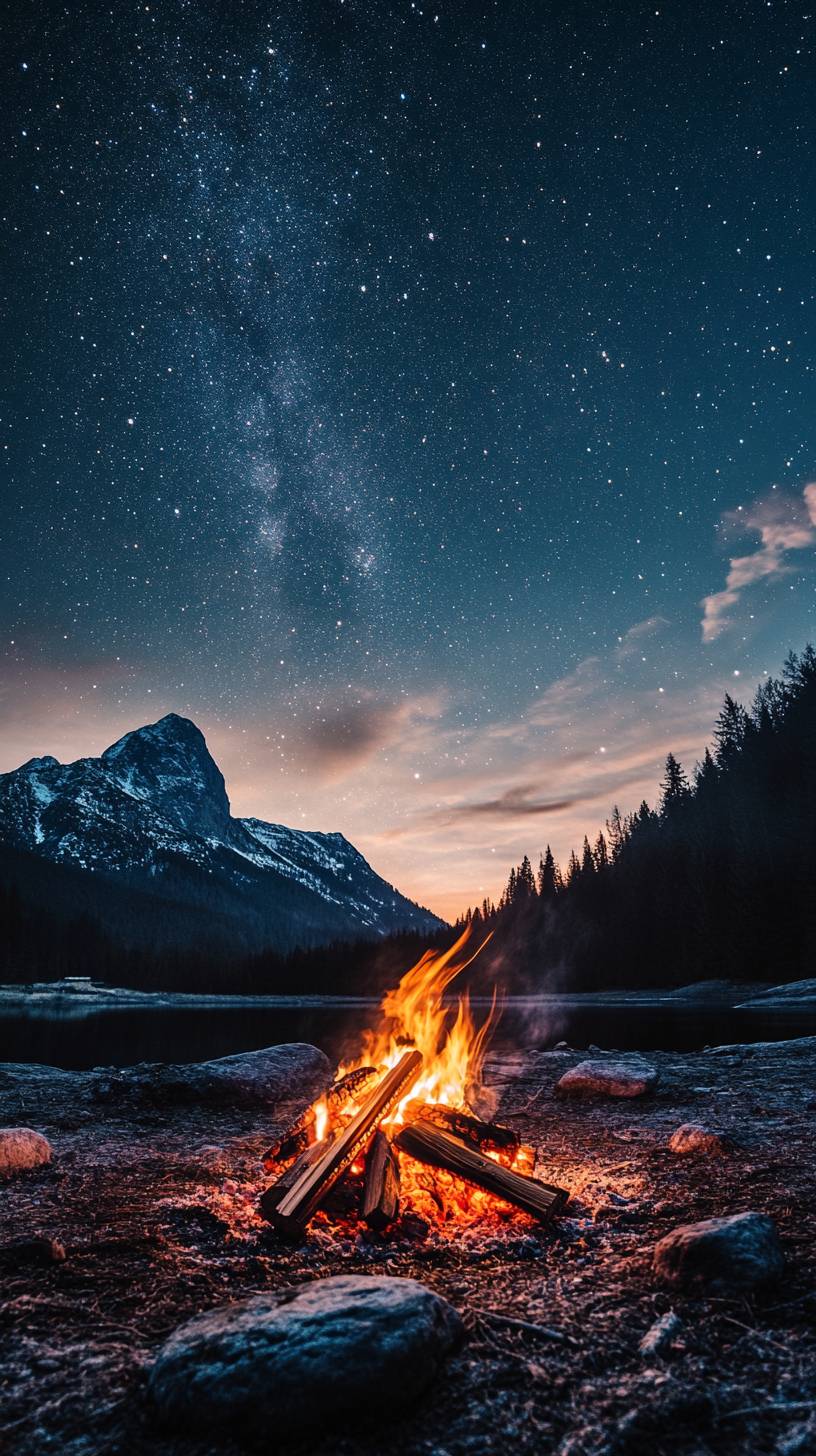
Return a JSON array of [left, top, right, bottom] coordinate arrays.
[[1, 1037, 815, 1456]]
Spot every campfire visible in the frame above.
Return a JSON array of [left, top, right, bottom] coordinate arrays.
[[259, 929, 568, 1241]]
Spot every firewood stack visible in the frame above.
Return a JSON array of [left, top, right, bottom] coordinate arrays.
[[259, 1051, 567, 1241]]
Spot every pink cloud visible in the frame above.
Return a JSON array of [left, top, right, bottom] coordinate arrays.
[[701, 485, 816, 642]]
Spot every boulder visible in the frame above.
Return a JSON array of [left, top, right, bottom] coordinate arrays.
[[556, 1059, 658, 1098], [149, 1274, 464, 1439], [0, 1128, 53, 1177], [653, 1211, 783, 1289], [668, 1123, 732, 1156], [96, 1042, 331, 1107]]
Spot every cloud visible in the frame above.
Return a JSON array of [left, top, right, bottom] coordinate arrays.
[[701, 485, 816, 642], [615, 615, 671, 658], [277, 690, 446, 783], [398, 784, 580, 833]]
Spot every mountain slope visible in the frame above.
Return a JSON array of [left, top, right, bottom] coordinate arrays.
[[0, 714, 443, 953]]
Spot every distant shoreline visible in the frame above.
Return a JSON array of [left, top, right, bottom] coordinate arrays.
[[0, 976, 813, 1013]]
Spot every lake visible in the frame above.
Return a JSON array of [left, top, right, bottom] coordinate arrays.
[[0, 996, 814, 1070]]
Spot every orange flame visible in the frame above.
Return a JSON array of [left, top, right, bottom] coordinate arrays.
[[313, 1097, 329, 1142], [341, 925, 498, 1119]]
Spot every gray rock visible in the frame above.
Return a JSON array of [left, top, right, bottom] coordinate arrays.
[[638, 1310, 681, 1357], [0, 1127, 53, 1177], [668, 1123, 732, 1156], [556, 1059, 658, 1098], [98, 1042, 331, 1107], [653, 1211, 784, 1289], [777, 1417, 816, 1455], [149, 1274, 464, 1438]]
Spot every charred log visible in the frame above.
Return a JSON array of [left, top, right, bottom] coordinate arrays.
[[326, 1065, 379, 1110], [395, 1118, 567, 1223], [262, 1050, 423, 1240], [258, 1138, 329, 1222], [361, 1129, 401, 1231], [261, 1107, 317, 1170], [404, 1100, 519, 1157]]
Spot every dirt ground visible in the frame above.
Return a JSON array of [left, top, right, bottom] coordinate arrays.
[[1, 1036, 815, 1456]]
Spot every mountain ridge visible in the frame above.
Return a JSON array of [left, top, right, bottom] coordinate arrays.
[[0, 714, 443, 954]]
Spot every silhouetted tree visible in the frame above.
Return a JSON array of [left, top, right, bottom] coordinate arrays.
[[659, 753, 690, 815], [537, 847, 560, 901]]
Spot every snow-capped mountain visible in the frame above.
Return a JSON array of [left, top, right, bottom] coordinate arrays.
[[0, 714, 443, 953]]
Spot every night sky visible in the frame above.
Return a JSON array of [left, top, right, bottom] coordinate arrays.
[[2, 1, 814, 918]]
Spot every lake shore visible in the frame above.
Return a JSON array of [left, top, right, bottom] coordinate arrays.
[[2, 974, 808, 1014]]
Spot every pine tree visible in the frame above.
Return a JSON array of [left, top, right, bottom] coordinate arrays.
[[659, 752, 690, 815], [502, 867, 517, 910], [581, 836, 595, 876], [516, 854, 536, 900], [714, 693, 751, 765], [606, 805, 627, 860], [694, 747, 718, 792], [752, 676, 786, 734], [593, 831, 609, 870], [537, 846, 560, 901]]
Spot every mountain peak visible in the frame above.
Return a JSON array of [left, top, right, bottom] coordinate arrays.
[[103, 713, 202, 757], [17, 755, 60, 773], [101, 713, 230, 836]]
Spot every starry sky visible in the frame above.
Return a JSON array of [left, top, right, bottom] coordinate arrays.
[[2, 1, 814, 919]]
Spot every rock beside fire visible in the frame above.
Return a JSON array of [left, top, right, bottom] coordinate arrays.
[[653, 1212, 784, 1289], [95, 1042, 331, 1107], [668, 1123, 732, 1156], [149, 1274, 464, 1439], [0, 1127, 53, 1177], [556, 1059, 658, 1098]]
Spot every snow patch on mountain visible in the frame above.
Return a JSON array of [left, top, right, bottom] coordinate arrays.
[[0, 714, 443, 951]]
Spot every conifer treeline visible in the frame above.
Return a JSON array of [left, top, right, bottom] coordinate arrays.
[[456, 647, 816, 989]]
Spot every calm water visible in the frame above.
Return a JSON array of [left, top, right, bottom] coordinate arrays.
[[0, 1000, 813, 1070]]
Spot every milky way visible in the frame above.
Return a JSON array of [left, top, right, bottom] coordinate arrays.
[[2, 1, 814, 915]]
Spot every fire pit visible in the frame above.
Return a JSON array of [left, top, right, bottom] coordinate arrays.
[[259, 930, 568, 1241]]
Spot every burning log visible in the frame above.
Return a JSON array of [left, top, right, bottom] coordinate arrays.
[[361, 1129, 400, 1231], [326, 1066, 379, 1110], [261, 1107, 317, 1170], [404, 1100, 519, 1157], [261, 1068, 379, 1169], [395, 1118, 567, 1224], [262, 1050, 423, 1239], [258, 1138, 329, 1222]]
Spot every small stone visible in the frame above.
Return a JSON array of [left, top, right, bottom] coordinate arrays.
[[668, 1123, 732, 1156], [0, 1236, 66, 1266], [0, 1128, 53, 1177], [777, 1418, 816, 1455], [653, 1211, 784, 1289], [149, 1274, 463, 1439], [556, 1059, 658, 1098], [638, 1309, 681, 1357]]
